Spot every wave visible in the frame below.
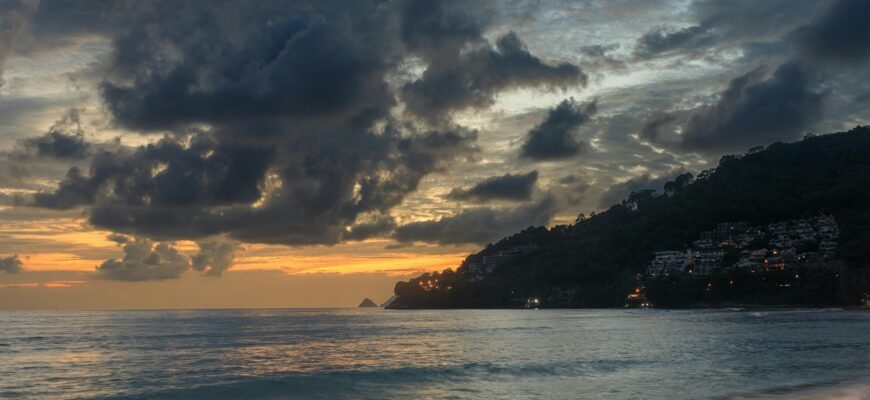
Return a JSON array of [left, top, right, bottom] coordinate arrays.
[[786, 383, 870, 400], [87, 360, 644, 400], [724, 377, 870, 400], [87, 371, 870, 400], [747, 308, 845, 317]]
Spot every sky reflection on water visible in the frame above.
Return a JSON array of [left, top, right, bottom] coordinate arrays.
[[0, 308, 868, 399]]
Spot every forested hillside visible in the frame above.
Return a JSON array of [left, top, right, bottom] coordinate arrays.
[[390, 126, 870, 308]]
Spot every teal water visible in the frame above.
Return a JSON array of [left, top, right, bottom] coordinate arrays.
[[0, 308, 868, 399]]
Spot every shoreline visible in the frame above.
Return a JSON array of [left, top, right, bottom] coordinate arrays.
[[386, 304, 869, 310]]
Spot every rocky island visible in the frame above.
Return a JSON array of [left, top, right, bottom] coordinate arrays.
[[358, 298, 378, 308]]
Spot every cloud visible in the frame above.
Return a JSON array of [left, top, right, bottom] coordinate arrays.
[[31, 125, 478, 245], [598, 172, 683, 209], [100, 4, 396, 136], [0, 0, 38, 87], [397, 0, 486, 59], [343, 215, 397, 241], [401, 27, 586, 121], [643, 62, 825, 154], [191, 238, 239, 277], [633, 0, 819, 59], [578, 44, 626, 71], [446, 171, 538, 202], [557, 175, 581, 185], [96, 235, 242, 280], [393, 197, 556, 245], [22, 131, 89, 159], [793, 0, 870, 67], [635, 25, 716, 57], [14, 0, 852, 256], [553, 174, 591, 210], [106, 233, 130, 244], [638, 111, 678, 145], [22, 1, 501, 247], [0, 96, 70, 138], [96, 238, 189, 281], [680, 62, 825, 153], [396, 2, 584, 122], [0, 155, 29, 188], [520, 99, 596, 160], [20, 109, 90, 159], [0, 254, 23, 274], [32, 135, 275, 210]]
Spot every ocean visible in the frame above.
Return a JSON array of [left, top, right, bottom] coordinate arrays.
[[0, 308, 868, 399]]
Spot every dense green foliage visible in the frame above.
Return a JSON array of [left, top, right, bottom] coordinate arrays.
[[390, 127, 870, 308]]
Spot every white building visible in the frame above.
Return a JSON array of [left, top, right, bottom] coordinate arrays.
[[647, 251, 692, 276], [694, 250, 724, 275]]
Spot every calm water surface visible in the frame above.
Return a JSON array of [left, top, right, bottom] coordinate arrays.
[[0, 308, 868, 399]]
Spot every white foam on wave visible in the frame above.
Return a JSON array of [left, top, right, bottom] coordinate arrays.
[[729, 377, 870, 400], [785, 382, 870, 400]]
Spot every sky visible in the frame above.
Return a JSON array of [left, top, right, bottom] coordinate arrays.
[[0, 0, 869, 309]]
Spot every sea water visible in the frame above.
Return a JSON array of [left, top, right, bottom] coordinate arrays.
[[0, 308, 868, 399]]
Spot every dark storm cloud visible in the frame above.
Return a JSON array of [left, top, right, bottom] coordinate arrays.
[[446, 171, 538, 203], [26, 0, 119, 48], [22, 131, 89, 159], [0, 159, 28, 189], [342, 215, 397, 241], [635, 25, 716, 57], [393, 197, 556, 245], [0, 0, 37, 87], [23, 0, 592, 248], [793, 0, 870, 67], [553, 174, 591, 210], [97, 236, 240, 280], [397, 0, 486, 59], [100, 2, 397, 136], [678, 62, 825, 154], [32, 126, 478, 245], [96, 237, 189, 281], [0, 254, 23, 274], [0, 0, 124, 61], [578, 44, 626, 71], [633, 0, 819, 59], [0, 108, 130, 195], [20, 109, 90, 159], [520, 99, 596, 161], [558, 175, 581, 185], [190, 238, 239, 277], [640, 62, 825, 154], [397, 0, 584, 121], [32, 134, 274, 211], [106, 233, 129, 244], [401, 12, 587, 121], [637, 111, 678, 145], [633, 0, 870, 156]]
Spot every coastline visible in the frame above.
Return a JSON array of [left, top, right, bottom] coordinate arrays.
[[386, 304, 869, 310]]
